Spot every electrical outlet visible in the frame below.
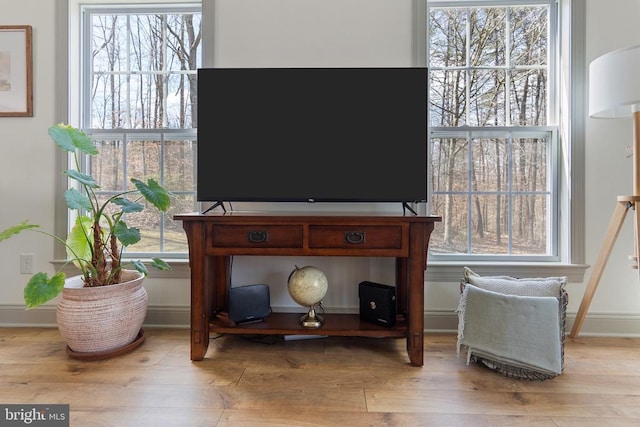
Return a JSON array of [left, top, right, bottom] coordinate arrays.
[[20, 253, 34, 274]]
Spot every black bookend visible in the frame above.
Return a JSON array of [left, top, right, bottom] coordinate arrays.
[[358, 281, 396, 327]]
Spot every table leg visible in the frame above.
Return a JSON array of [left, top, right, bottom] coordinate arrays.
[[183, 221, 210, 361], [406, 222, 426, 366]]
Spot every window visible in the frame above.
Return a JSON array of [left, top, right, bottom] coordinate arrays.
[[79, 4, 201, 257], [427, 0, 558, 261]]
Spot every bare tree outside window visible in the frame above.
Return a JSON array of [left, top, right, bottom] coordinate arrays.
[[83, 7, 201, 255], [428, 1, 557, 259]]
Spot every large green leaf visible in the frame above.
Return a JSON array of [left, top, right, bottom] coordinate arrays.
[[131, 178, 171, 212], [130, 259, 149, 276], [114, 220, 141, 247], [66, 216, 95, 268], [48, 123, 98, 155], [24, 272, 66, 309], [0, 221, 39, 242], [150, 257, 172, 271], [65, 188, 92, 211], [112, 197, 144, 213], [65, 169, 99, 188]]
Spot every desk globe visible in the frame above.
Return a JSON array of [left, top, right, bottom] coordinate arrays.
[[287, 265, 328, 328]]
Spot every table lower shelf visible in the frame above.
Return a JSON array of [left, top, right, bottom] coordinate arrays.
[[210, 312, 407, 337]]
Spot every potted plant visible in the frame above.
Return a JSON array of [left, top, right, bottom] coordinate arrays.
[[0, 123, 171, 358]]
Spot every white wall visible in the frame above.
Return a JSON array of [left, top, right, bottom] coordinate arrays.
[[581, 0, 640, 323], [0, 0, 58, 307], [210, 0, 414, 68], [1, 0, 640, 335]]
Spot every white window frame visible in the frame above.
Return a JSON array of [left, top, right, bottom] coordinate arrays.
[[418, 0, 587, 281], [82, 4, 200, 259], [53, 0, 204, 278]]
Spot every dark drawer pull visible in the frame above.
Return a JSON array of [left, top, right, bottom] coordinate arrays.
[[344, 231, 366, 244], [247, 231, 268, 243]]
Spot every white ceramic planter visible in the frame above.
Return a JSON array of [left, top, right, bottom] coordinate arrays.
[[56, 270, 147, 355]]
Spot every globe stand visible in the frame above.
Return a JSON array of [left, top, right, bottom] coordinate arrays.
[[288, 265, 329, 328], [300, 306, 324, 328]]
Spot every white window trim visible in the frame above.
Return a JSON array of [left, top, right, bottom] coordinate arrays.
[[420, 0, 586, 281]]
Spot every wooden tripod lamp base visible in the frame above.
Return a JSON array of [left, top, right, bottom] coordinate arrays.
[[575, 43, 640, 338], [569, 195, 640, 338], [569, 40, 640, 338], [569, 67, 640, 338]]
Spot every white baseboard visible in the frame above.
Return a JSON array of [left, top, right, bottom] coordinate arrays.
[[1, 305, 639, 337], [423, 310, 640, 337], [0, 305, 59, 327], [0, 305, 191, 328]]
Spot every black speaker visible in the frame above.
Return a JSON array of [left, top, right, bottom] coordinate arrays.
[[228, 284, 271, 323], [359, 281, 396, 327]]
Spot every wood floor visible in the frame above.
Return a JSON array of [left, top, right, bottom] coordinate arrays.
[[1, 327, 639, 426]]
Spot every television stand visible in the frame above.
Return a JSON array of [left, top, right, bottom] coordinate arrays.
[[175, 211, 441, 366], [402, 202, 418, 216], [201, 200, 227, 214]]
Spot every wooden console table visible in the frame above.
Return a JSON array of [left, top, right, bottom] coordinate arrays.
[[175, 211, 440, 366]]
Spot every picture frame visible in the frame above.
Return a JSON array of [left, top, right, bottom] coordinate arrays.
[[0, 25, 33, 117]]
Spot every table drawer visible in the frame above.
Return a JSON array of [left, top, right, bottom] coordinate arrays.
[[308, 225, 403, 249], [211, 225, 303, 248]]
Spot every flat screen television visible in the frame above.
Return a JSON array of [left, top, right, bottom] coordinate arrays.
[[196, 67, 427, 206]]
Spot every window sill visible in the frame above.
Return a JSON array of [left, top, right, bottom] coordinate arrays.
[[52, 259, 588, 283], [425, 261, 589, 283], [51, 259, 191, 280]]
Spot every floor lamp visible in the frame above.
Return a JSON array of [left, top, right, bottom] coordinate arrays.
[[570, 45, 640, 338]]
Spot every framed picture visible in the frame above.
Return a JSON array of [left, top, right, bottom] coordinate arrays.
[[0, 25, 33, 117]]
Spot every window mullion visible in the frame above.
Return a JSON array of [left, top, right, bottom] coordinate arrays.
[[122, 133, 128, 192], [467, 132, 473, 254], [159, 132, 166, 252], [126, 15, 132, 129], [465, 6, 471, 126], [505, 5, 512, 127], [507, 131, 513, 254], [162, 15, 168, 129]]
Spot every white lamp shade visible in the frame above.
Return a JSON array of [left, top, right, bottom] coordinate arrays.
[[589, 45, 640, 118]]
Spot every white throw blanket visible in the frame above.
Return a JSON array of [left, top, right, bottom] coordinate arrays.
[[457, 283, 562, 376]]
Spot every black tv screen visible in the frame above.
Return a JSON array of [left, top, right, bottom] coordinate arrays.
[[197, 67, 427, 204]]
